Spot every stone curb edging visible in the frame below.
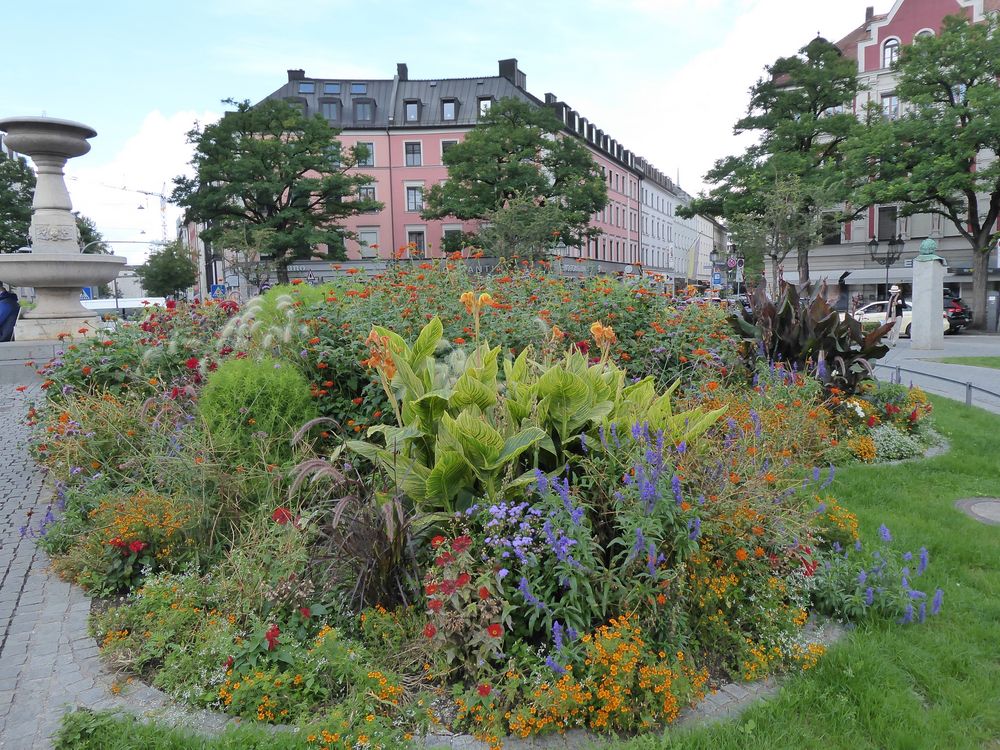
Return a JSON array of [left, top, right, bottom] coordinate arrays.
[[954, 498, 1000, 526]]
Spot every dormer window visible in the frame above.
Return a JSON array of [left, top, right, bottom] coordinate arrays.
[[354, 100, 374, 122], [323, 82, 341, 95], [351, 82, 367, 95], [297, 81, 315, 94], [319, 99, 339, 121], [478, 97, 493, 117], [405, 100, 420, 122], [882, 38, 900, 68], [442, 99, 457, 121]]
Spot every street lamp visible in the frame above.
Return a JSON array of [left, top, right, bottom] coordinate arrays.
[[709, 247, 721, 291], [868, 234, 905, 297]]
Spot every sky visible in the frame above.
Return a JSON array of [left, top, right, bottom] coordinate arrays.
[[4, 0, 882, 264]]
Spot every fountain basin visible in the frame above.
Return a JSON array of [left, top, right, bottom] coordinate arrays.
[[0, 117, 97, 159], [0, 253, 126, 322]]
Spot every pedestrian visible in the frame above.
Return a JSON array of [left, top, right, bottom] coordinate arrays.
[[0, 283, 19, 342], [886, 284, 903, 347]]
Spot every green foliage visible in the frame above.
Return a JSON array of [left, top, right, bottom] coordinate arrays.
[[0, 153, 34, 253], [199, 357, 318, 466], [76, 213, 110, 254], [731, 278, 892, 394], [870, 424, 922, 461], [476, 195, 566, 259], [423, 98, 607, 248], [136, 240, 198, 298], [843, 13, 1000, 325], [172, 98, 382, 283], [686, 37, 859, 282]]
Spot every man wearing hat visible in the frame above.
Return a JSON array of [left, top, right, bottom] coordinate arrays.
[[886, 284, 903, 347], [0, 282, 19, 342]]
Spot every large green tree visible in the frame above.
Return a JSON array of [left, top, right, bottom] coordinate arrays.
[[172, 98, 380, 284], [0, 154, 35, 253], [136, 241, 198, 298], [843, 14, 1000, 327], [75, 213, 110, 254], [422, 98, 607, 249], [684, 37, 860, 285]]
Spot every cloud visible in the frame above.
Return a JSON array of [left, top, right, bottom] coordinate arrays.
[[64, 109, 219, 265]]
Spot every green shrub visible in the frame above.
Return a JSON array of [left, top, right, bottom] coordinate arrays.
[[199, 357, 318, 466], [871, 423, 922, 461]]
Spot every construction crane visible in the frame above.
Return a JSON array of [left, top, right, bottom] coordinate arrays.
[[67, 176, 172, 243]]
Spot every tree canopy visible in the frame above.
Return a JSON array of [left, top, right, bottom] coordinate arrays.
[[843, 13, 1000, 326], [0, 155, 35, 254], [172, 98, 381, 283], [136, 241, 198, 298], [422, 98, 608, 248], [684, 36, 860, 284]]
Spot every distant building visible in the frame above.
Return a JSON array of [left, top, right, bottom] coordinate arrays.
[[253, 59, 720, 284], [781, 0, 1000, 301]]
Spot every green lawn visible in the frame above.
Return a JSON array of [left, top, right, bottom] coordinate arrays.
[[54, 397, 1000, 750], [934, 356, 1000, 370]]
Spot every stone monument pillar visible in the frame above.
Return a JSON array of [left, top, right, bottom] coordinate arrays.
[[911, 238, 945, 351]]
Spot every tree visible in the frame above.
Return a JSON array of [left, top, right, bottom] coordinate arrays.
[[684, 37, 860, 285], [843, 14, 1000, 327], [217, 225, 276, 295], [75, 213, 110, 254], [0, 154, 35, 253], [476, 196, 567, 259], [422, 98, 607, 249], [172, 98, 381, 284], [136, 241, 198, 298]]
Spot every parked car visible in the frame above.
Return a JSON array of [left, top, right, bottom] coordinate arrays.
[[850, 300, 948, 337], [942, 292, 973, 333]]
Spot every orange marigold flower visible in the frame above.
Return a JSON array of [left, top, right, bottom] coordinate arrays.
[[735, 548, 748, 562]]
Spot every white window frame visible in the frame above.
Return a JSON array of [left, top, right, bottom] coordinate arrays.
[[357, 228, 379, 258], [404, 181, 424, 213], [882, 38, 900, 69], [404, 141, 422, 167]]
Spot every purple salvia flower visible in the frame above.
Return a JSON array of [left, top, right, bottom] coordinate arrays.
[[599, 424, 607, 448], [864, 587, 874, 606], [821, 463, 835, 489], [855, 540, 863, 552], [918, 602, 927, 623], [646, 541, 657, 576], [917, 547, 928, 576], [857, 569, 867, 585], [578, 433, 588, 453], [671, 474, 683, 505], [899, 604, 914, 624], [552, 621, 565, 652], [535, 469, 549, 495], [545, 655, 566, 675], [902, 551, 913, 562], [688, 517, 701, 540], [676, 441, 686, 454], [878, 524, 892, 543], [931, 588, 943, 615], [812, 466, 821, 483]]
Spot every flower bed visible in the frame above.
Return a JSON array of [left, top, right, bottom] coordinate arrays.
[[25, 270, 944, 749]]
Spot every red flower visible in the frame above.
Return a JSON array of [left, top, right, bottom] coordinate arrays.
[[452, 535, 472, 554], [423, 622, 437, 638], [425, 582, 439, 596], [265, 624, 281, 651], [478, 587, 490, 600], [434, 552, 454, 567], [486, 623, 503, 638], [440, 579, 457, 596], [456, 572, 471, 587], [574, 341, 590, 355], [185, 356, 200, 370], [866, 415, 877, 428], [223, 655, 234, 669], [109, 537, 125, 549], [165, 299, 177, 310], [909, 409, 918, 423], [477, 683, 492, 697], [272, 507, 293, 525], [431, 535, 447, 548], [128, 540, 147, 554], [428, 599, 443, 612], [299, 606, 311, 619]]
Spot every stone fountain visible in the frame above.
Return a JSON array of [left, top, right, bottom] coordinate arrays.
[[0, 116, 125, 340]]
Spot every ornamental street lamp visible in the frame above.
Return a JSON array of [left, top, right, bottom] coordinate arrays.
[[868, 234, 905, 297]]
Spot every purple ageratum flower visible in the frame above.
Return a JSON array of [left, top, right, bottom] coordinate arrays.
[[917, 547, 929, 576], [931, 588, 943, 615], [878, 524, 892, 543], [497, 568, 509, 579]]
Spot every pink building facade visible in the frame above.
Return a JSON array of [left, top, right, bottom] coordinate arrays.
[[262, 59, 695, 275]]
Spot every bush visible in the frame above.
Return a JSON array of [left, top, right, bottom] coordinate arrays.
[[871, 423, 922, 460], [199, 357, 318, 466]]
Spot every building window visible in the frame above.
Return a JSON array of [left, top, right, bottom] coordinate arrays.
[[357, 184, 377, 211], [356, 142, 375, 167], [881, 93, 900, 120], [285, 98, 306, 115], [354, 101, 373, 121], [297, 81, 315, 94], [320, 101, 338, 120], [406, 185, 424, 212], [323, 82, 341, 95], [441, 139, 458, 158], [882, 38, 900, 68], [351, 82, 367, 95], [442, 100, 457, 120], [407, 230, 426, 254], [478, 97, 493, 117], [821, 213, 842, 246], [877, 205, 898, 241], [405, 101, 420, 122], [405, 142, 422, 167]]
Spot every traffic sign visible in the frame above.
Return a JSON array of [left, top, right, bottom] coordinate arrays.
[[712, 272, 723, 286], [736, 257, 745, 269], [210, 284, 226, 299], [80, 287, 93, 300], [726, 256, 737, 269]]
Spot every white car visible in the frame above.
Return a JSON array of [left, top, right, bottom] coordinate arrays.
[[850, 300, 948, 337]]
